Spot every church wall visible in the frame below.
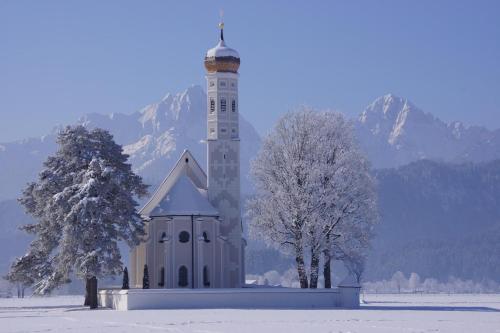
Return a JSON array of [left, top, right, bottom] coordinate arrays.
[[170, 216, 194, 288], [194, 218, 219, 288], [130, 221, 149, 288], [150, 218, 168, 289]]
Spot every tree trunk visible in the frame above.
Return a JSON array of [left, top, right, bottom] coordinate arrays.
[[84, 278, 91, 306], [89, 277, 98, 309], [294, 243, 308, 288], [323, 247, 332, 288], [309, 248, 320, 289]]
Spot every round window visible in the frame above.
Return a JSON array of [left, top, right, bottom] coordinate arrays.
[[179, 231, 190, 243]]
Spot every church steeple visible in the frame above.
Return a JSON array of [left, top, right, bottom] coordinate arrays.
[[205, 18, 243, 287]]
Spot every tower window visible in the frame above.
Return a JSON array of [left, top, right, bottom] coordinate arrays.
[[220, 81, 226, 87], [178, 266, 188, 287], [203, 266, 210, 287], [179, 231, 190, 243], [185, 158, 189, 163], [210, 99, 215, 113], [202, 231, 210, 243], [221, 98, 226, 112], [232, 100, 236, 112], [209, 81, 215, 87], [220, 128, 227, 133]]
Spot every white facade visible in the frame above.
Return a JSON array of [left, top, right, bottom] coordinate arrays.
[[129, 24, 244, 289]]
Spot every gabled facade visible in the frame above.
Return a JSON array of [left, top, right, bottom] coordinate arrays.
[[130, 150, 228, 289]]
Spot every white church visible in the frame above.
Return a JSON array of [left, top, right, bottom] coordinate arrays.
[[100, 21, 360, 310], [129, 21, 244, 289]]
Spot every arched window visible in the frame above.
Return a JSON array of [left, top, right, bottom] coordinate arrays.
[[203, 266, 210, 287], [231, 100, 236, 112], [178, 266, 188, 287], [159, 267, 165, 287], [202, 231, 210, 243], [159, 232, 167, 243], [179, 231, 190, 243], [210, 98, 215, 113], [220, 98, 226, 112]]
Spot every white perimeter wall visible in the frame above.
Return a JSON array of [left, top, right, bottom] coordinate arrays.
[[98, 287, 360, 311]]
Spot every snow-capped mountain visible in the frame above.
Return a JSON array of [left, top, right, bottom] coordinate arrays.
[[0, 85, 261, 201], [1, 90, 500, 201], [0, 136, 57, 201], [356, 94, 500, 168], [2, 89, 500, 283]]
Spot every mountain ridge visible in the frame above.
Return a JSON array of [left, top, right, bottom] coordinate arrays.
[[356, 94, 500, 167], [1, 89, 500, 201]]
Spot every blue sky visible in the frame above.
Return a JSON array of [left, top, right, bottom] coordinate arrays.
[[1, 0, 499, 142]]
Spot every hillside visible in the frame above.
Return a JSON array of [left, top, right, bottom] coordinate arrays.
[[366, 159, 500, 281]]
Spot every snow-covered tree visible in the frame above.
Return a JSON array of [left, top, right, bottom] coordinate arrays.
[[391, 271, 407, 293], [409, 272, 421, 293], [9, 125, 148, 307], [247, 109, 377, 288], [307, 112, 377, 288]]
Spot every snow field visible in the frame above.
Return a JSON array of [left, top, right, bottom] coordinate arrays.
[[1, 294, 499, 333]]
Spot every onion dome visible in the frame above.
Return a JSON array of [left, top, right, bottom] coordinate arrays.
[[204, 22, 240, 73]]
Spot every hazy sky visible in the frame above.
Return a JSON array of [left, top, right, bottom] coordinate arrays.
[[1, 0, 499, 142]]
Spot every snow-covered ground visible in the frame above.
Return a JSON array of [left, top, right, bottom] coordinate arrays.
[[1, 294, 499, 332]]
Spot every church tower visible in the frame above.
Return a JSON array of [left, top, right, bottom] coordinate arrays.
[[204, 20, 243, 287]]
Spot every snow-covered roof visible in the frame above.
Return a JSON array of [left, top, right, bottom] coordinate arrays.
[[140, 150, 218, 217], [206, 40, 239, 59], [150, 174, 218, 216]]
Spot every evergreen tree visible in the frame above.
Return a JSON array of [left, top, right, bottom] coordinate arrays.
[[122, 267, 129, 290], [8, 125, 148, 306], [142, 264, 149, 289]]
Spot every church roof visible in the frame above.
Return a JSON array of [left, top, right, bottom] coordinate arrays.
[[150, 174, 218, 216], [140, 150, 219, 217], [206, 39, 240, 59], [204, 23, 240, 74]]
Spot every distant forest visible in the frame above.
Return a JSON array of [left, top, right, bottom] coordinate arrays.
[[246, 159, 500, 283]]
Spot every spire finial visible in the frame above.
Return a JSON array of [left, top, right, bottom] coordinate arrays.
[[219, 9, 224, 41]]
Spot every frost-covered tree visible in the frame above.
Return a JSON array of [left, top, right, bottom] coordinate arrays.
[[306, 112, 377, 288], [247, 109, 377, 288], [9, 125, 148, 307], [409, 272, 421, 293], [391, 271, 407, 293]]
